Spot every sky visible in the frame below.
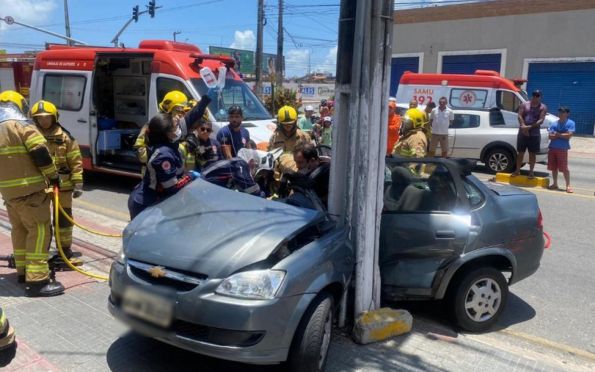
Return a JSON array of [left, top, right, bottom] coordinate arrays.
[[0, 0, 479, 78]]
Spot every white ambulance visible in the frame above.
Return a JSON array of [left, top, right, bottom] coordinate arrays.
[[29, 40, 276, 177], [396, 70, 557, 126]]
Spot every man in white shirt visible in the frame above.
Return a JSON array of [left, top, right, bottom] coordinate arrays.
[[429, 97, 454, 157]]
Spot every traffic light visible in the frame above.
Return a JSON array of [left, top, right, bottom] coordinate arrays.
[[148, 0, 156, 18], [132, 5, 139, 22]]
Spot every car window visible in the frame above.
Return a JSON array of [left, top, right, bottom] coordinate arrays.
[[449, 88, 488, 109], [496, 90, 522, 112], [489, 109, 506, 126], [463, 179, 484, 208], [451, 114, 480, 129], [384, 162, 458, 213]]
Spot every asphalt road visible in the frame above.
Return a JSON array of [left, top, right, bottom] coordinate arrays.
[[77, 156, 595, 357]]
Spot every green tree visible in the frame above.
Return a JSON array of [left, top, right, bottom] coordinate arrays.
[[265, 88, 298, 115]]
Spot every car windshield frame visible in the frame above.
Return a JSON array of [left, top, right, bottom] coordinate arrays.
[[191, 78, 272, 121]]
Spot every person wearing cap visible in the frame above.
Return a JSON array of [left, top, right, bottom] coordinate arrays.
[[319, 116, 333, 147], [547, 106, 575, 193], [513, 90, 547, 178], [387, 101, 401, 156], [298, 105, 315, 132]]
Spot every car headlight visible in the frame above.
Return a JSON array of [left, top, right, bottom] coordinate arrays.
[[215, 270, 285, 300], [115, 247, 126, 265]]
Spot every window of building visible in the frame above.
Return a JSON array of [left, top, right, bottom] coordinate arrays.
[[43, 74, 86, 111]]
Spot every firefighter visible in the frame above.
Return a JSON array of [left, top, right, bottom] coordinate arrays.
[[268, 105, 312, 176], [0, 307, 16, 366], [391, 108, 428, 158], [134, 91, 211, 173], [0, 90, 64, 297], [30, 100, 83, 267]]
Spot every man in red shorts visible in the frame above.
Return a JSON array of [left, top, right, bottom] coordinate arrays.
[[547, 106, 575, 193]]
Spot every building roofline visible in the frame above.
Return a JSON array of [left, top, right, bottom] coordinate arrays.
[[394, 0, 595, 24]]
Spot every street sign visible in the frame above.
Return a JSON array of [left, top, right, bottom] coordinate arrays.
[[4, 16, 15, 25]]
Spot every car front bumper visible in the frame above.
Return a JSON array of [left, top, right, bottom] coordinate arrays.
[[108, 262, 314, 365]]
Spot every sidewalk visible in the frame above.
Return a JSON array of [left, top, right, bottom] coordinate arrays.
[[0, 207, 592, 371]]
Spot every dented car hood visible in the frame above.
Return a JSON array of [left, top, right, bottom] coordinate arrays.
[[123, 179, 322, 278]]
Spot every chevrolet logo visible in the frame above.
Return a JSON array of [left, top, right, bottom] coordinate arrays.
[[148, 266, 167, 279]]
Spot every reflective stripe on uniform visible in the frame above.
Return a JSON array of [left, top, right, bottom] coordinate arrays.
[[61, 180, 73, 188], [40, 166, 56, 177], [26, 264, 49, 273], [161, 177, 178, 188], [0, 145, 28, 155], [0, 175, 45, 188], [24, 134, 46, 150], [27, 252, 48, 260], [35, 223, 46, 254], [66, 150, 81, 159]]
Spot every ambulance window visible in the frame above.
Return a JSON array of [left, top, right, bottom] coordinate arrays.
[[43, 75, 86, 111], [496, 90, 522, 113], [156, 78, 192, 105], [449, 89, 487, 109]]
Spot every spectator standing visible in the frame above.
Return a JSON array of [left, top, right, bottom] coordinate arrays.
[[513, 90, 547, 178], [547, 106, 575, 193], [298, 105, 315, 132], [429, 97, 454, 158], [319, 116, 333, 147], [386, 101, 401, 156], [423, 101, 436, 141]]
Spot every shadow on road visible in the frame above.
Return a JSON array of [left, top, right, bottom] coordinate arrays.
[[492, 292, 536, 331], [106, 331, 282, 372]]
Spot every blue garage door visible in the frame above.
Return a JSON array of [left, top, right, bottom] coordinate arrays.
[[390, 56, 419, 96], [527, 62, 595, 135], [442, 54, 502, 74]]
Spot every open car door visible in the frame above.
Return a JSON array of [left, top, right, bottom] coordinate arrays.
[[380, 158, 472, 300]]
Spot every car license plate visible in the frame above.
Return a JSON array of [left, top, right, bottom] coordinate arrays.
[[122, 287, 173, 328]]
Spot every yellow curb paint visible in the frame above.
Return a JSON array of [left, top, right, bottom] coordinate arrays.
[[495, 173, 550, 188], [499, 329, 595, 363], [369, 320, 412, 341]]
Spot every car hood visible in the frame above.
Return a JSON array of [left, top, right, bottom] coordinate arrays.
[[124, 179, 322, 278]]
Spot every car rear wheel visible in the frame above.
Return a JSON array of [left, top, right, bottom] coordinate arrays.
[[450, 267, 508, 332], [485, 148, 515, 173], [287, 293, 333, 372]]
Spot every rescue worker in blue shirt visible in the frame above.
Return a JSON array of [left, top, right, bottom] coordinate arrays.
[[128, 113, 199, 219], [216, 105, 251, 159]]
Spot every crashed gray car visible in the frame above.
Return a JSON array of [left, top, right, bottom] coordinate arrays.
[[108, 180, 352, 371]]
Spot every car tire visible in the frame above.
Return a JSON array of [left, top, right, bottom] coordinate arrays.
[[450, 267, 508, 333], [287, 293, 334, 372], [485, 148, 515, 174]]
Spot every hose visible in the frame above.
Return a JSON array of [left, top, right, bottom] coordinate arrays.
[[57, 203, 123, 238], [53, 186, 109, 281]]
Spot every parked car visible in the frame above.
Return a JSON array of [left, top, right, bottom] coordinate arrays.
[[381, 157, 545, 331], [108, 180, 353, 371], [397, 105, 549, 173]]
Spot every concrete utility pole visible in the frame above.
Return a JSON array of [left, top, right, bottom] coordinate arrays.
[[64, 0, 72, 46], [255, 0, 264, 96], [276, 0, 284, 88], [330, 0, 393, 316]]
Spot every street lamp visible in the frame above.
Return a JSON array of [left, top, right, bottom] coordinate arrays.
[[173, 31, 181, 42]]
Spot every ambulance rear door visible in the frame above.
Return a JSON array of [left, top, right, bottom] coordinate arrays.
[[35, 70, 93, 159]]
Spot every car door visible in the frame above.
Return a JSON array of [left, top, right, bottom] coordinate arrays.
[[450, 112, 482, 159], [380, 158, 471, 298]]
